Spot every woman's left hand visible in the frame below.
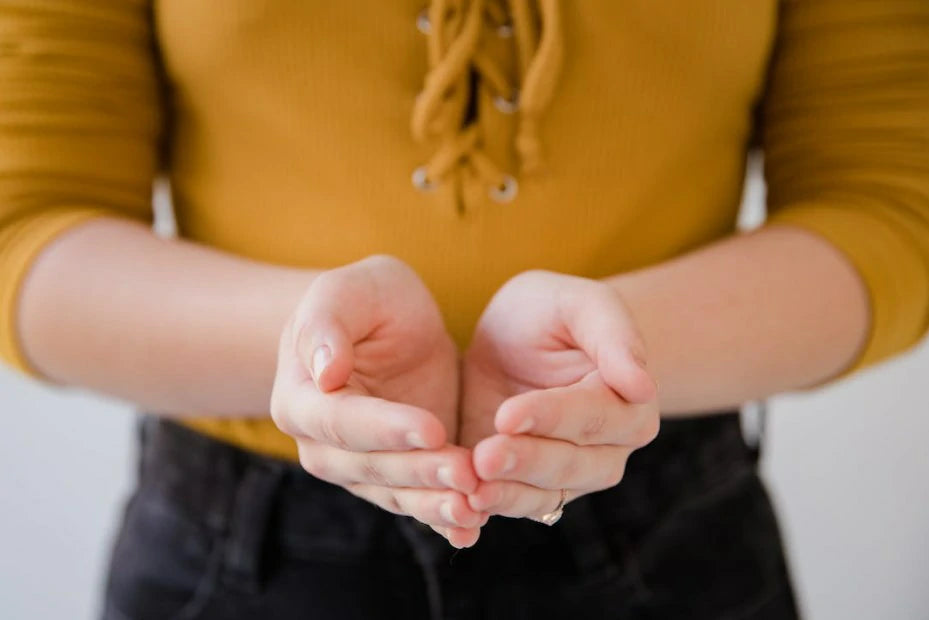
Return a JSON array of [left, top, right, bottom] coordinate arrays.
[[459, 271, 661, 523]]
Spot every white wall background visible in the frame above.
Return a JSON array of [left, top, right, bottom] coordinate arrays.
[[1, 170, 928, 619]]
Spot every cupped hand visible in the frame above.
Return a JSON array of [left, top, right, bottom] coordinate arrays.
[[270, 255, 486, 548], [460, 271, 660, 523]]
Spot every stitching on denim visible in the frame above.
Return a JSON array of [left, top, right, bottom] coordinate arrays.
[[169, 533, 226, 620]]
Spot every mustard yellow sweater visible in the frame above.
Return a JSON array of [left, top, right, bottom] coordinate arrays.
[[2, 1, 928, 461]]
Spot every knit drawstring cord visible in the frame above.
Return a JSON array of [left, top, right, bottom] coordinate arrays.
[[411, 0, 564, 202]]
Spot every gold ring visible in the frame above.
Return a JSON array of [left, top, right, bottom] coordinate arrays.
[[539, 488, 567, 526]]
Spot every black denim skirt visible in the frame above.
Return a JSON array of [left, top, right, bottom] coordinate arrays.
[[101, 412, 800, 620]]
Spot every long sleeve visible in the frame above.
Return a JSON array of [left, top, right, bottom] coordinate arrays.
[[761, 0, 929, 372], [0, 0, 163, 373]]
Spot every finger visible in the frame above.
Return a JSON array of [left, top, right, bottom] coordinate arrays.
[[468, 480, 577, 521], [560, 284, 657, 403], [600, 343, 657, 405], [428, 511, 491, 537], [346, 485, 486, 530], [428, 523, 485, 549], [298, 441, 479, 493], [494, 371, 660, 447], [291, 256, 440, 393], [292, 264, 387, 392], [278, 387, 447, 451], [472, 433, 631, 491]]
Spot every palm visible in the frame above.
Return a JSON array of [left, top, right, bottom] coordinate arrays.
[[459, 276, 597, 448], [348, 315, 458, 441], [461, 334, 595, 449], [459, 271, 655, 449], [286, 256, 460, 443]]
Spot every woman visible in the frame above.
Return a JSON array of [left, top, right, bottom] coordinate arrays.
[[2, 1, 927, 618]]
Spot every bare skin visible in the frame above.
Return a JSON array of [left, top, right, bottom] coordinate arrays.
[[18, 218, 868, 547]]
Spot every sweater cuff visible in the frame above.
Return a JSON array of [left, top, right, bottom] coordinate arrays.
[[0, 207, 114, 377], [767, 200, 929, 376]]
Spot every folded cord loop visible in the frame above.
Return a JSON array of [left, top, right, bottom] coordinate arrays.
[[513, 0, 563, 172], [412, 0, 482, 142], [412, 0, 563, 196]]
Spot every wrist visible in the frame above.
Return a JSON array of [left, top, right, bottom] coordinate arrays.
[[258, 265, 321, 356]]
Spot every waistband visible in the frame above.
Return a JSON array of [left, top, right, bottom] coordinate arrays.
[[133, 409, 753, 593]]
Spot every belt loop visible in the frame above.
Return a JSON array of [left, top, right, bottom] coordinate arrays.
[[221, 460, 286, 594]]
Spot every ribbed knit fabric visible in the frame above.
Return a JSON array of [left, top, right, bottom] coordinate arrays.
[[2, 0, 927, 461]]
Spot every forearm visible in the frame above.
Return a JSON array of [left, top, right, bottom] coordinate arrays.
[[18, 217, 315, 417], [605, 225, 870, 416]]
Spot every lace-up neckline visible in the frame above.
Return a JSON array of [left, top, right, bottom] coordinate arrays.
[[411, 0, 564, 206]]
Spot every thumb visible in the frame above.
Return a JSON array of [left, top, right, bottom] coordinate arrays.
[[295, 316, 354, 393], [293, 267, 381, 392], [562, 284, 657, 404], [598, 344, 656, 404]]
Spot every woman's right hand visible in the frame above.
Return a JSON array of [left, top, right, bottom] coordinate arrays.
[[270, 255, 486, 548]]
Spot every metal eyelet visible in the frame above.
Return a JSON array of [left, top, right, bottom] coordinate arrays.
[[411, 166, 436, 192], [493, 91, 519, 114], [416, 9, 431, 35], [496, 22, 513, 38], [488, 175, 518, 203]]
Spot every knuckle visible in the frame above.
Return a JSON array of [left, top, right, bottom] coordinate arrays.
[[269, 390, 290, 429], [361, 455, 392, 487], [594, 469, 620, 492], [614, 317, 647, 354], [354, 485, 404, 515], [387, 491, 410, 516], [552, 455, 579, 488], [304, 275, 338, 308], [311, 269, 338, 290], [410, 462, 432, 488], [371, 425, 402, 451], [588, 280, 623, 310], [634, 412, 661, 447], [365, 253, 403, 270], [474, 483, 503, 512], [509, 269, 553, 291], [542, 491, 562, 514], [420, 494, 444, 521], [382, 492, 404, 515], [362, 254, 411, 284], [299, 448, 332, 482], [492, 484, 513, 512], [601, 459, 627, 489], [526, 493, 553, 520], [580, 410, 608, 441], [317, 415, 351, 450], [518, 268, 550, 281]]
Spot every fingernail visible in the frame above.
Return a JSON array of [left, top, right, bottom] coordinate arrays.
[[437, 466, 456, 489], [514, 418, 534, 434], [501, 451, 517, 474], [311, 345, 331, 384], [406, 431, 429, 449], [440, 501, 458, 525]]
